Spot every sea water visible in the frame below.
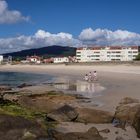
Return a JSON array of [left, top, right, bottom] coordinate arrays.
[[0, 71, 53, 87]]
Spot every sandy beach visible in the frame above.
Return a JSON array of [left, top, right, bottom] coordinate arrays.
[[1, 64, 140, 139], [0, 64, 140, 112]]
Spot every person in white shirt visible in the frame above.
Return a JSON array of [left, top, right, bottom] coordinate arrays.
[[88, 72, 92, 82], [93, 71, 98, 81], [84, 74, 89, 81]]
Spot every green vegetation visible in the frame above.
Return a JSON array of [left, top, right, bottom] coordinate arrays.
[[0, 99, 56, 130], [0, 100, 45, 120], [135, 53, 140, 60]]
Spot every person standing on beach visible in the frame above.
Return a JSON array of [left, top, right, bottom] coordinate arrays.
[[84, 74, 89, 81], [93, 71, 98, 81], [88, 72, 92, 82]]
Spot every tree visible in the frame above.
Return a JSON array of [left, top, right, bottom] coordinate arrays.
[[135, 53, 140, 60]]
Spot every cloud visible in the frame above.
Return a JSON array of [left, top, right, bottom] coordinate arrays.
[[0, 0, 29, 24], [0, 28, 140, 54], [0, 29, 81, 54], [79, 28, 140, 46]]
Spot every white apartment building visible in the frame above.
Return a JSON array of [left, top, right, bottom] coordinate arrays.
[[53, 57, 69, 63], [0, 55, 3, 64], [76, 46, 139, 62]]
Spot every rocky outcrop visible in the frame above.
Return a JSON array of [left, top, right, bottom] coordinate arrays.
[[0, 114, 48, 140], [0, 86, 12, 99], [17, 83, 32, 88], [47, 105, 78, 122], [0, 86, 12, 91], [115, 104, 140, 124], [51, 127, 104, 140], [132, 109, 140, 138], [18, 94, 77, 113], [119, 97, 139, 105], [114, 97, 140, 137], [99, 128, 110, 133], [115, 136, 125, 140], [47, 105, 113, 123], [76, 108, 113, 123], [114, 98, 140, 125]]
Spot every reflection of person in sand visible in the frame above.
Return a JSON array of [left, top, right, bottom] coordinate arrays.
[[85, 82, 95, 98]]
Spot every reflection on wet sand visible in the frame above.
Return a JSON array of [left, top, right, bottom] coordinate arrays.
[[52, 77, 105, 99]]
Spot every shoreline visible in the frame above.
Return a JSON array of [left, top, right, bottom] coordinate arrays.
[[0, 64, 140, 113]]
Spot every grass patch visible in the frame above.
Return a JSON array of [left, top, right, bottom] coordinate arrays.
[[0, 98, 57, 131], [0, 104, 46, 120]]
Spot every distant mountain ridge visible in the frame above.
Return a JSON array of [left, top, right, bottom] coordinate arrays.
[[3, 45, 76, 58]]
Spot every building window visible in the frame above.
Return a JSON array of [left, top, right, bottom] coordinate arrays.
[[95, 55, 100, 57], [76, 55, 81, 57]]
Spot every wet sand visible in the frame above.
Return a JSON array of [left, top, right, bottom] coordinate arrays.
[[0, 64, 140, 112]]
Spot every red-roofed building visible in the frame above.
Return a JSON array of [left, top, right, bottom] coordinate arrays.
[[26, 55, 41, 64]]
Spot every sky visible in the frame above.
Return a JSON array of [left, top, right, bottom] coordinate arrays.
[[0, 0, 140, 54]]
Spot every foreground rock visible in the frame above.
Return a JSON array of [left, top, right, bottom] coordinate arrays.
[[0, 86, 12, 98], [115, 104, 140, 124], [18, 93, 76, 113], [17, 83, 32, 88], [0, 86, 12, 92], [119, 97, 139, 105], [76, 108, 113, 123], [0, 114, 48, 140], [114, 97, 140, 126], [47, 104, 78, 122], [133, 109, 140, 138], [115, 136, 125, 140], [51, 127, 104, 140], [114, 97, 140, 137], [47, 105, 113, 123]]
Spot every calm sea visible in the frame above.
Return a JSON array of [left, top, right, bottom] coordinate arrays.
[[0, 72, 53, 87]]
